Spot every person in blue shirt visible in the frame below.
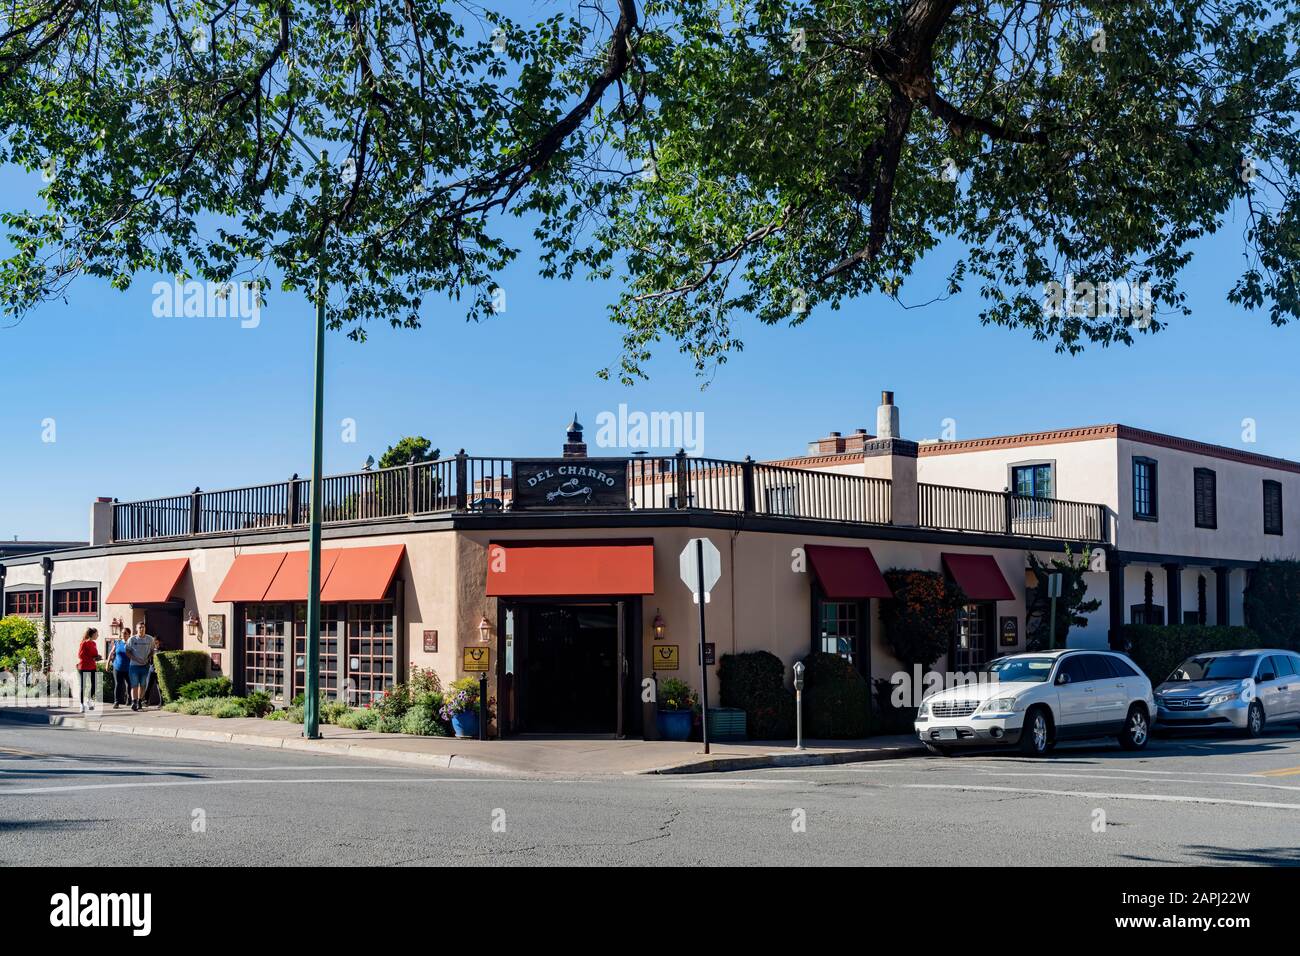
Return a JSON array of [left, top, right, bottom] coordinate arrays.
[[111, 630, 132, 709]]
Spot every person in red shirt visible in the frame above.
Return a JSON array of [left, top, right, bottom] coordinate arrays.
[[76, 628, 101, 713]]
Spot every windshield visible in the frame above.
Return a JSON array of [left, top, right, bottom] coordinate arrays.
[[1167, 655, 1257, 682], [986, 657, 1055, 684]]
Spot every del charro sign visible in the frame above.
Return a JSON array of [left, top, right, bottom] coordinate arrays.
[[511, 459, 629, 510]]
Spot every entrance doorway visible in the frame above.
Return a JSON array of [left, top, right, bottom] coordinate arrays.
[[138, 603, 183, 651], [503, 600, 640, 736]]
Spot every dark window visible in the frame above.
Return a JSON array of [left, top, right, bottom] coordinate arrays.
[[347, 601, 396, 707], [1263, 480, 1283, 536], [818, 601, 860, 661], [1274, 654, 1297, 678], [1133, 457, 1158, 519], [1109, 656, 1142, 678], [1081, 654, 1116, 681], [54, 588, 98, 616], [1182, 610, 1201, 625], [5, 590, 42, 616], [1194, 468, 1217, 529], [1056, 655, 1087, 684], [953, 603, 992, 671], [1257, 658, 1279, 682], [1012, 464, 1053, 498], [1130, 604, 1165, 625]]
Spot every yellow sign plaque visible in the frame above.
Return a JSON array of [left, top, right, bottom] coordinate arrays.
[[653, 644, 680, 671], [463, 647, 491, 672]]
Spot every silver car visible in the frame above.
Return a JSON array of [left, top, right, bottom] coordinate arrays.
[[1155, 649, 1300, 736]]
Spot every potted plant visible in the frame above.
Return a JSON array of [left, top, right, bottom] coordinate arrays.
[[440, 677, 484, 738], [655, 677, 698, 741]]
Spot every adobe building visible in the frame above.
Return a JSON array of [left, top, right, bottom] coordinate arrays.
[[3, 392, 1289, 738]]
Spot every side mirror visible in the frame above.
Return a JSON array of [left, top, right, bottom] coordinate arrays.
[[1259, 672, 1276, 683], [1055, 672, 1071, 686]]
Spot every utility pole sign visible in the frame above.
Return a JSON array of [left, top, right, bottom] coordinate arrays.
[[679, 537, 722, 754]]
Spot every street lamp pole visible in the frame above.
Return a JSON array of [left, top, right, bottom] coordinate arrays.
[[303, 149, 329, 740]]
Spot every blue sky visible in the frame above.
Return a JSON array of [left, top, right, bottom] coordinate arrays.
[[2, 162, 1298, 541]]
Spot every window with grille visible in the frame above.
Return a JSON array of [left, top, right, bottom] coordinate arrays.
[[54, 588, 98, 616], [294, 604, 341, 700], [1194, 468, 1217, 529], [1263, 480, 1283, 536], [1133, 457, 1158, 520], [347, 602, 395, 706], [953, 603, 991, 671], [5, 590, 42, 616], [818, 601, 859, 661], [243, 603, 291, 698]]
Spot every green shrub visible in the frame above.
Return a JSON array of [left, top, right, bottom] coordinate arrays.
[[656, 677, 697, 712], [372, 714, 403, 734], [335, 708, 380, 730], [154, 651, 211, 703], [801, 651, 870, 738], [320, 700, 352, 724], [265, 704, 305, 723], [212, 698, 248, 719], [371, 683, 412, 721], [179, 677, 233, 700], [400, 708, 448, 736], [409, 664, 443, 696], [717, 651, 795, 739], [0, 615, 39, 662], [0, 646, 42, 674], [1243, 560, 1300, 650], [241, 691, 274, 718], [1120, 624, 1262, 683]]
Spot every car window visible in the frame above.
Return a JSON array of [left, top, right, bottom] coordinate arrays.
[[1057, 656, 1087, 684], [1168, 655, 1257, 681], [1272, 655, 1297, 678], [1108, 656, 1141, 678], [1287, 656, 1300, 677], [1081, 654, 1116, 681], [1257, 657, 1280, 681]]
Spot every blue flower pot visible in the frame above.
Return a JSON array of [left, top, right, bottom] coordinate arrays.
[[451, 710, 480, 739], [656, 709, 693, 741]]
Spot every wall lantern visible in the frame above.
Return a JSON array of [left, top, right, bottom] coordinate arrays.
[[652, 610, 666, 641], [186, 610, 201, 638], [478, 615, 492, 643]]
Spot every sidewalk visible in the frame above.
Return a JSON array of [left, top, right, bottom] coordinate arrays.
[[0, 701, 923, 775]]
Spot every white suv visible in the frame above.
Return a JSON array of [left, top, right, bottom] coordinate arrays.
[[915, 650, 1156, 756]]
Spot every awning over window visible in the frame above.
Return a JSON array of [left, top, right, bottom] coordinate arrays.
[[806, 545, 892, 600], [215, 545, 406, 603], [942, 552, 1015, 601], [320, 545, 406, 602], [106, 557, 190, 605], [213, 552, 288, 603], [485, 541, 655, 596]]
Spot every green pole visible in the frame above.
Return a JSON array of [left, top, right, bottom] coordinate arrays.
[[303, 149, 329, 740]]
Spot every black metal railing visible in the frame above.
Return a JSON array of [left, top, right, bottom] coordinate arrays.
[[109, 453, 1105, 545], [919, 483, 1106, 542]]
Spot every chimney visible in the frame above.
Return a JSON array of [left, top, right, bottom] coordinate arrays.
[[562, 413, 587, 459], [90, 497, 115, 546], [862, 389, 918, 526]]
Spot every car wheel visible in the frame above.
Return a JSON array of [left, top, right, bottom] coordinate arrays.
[[923, 742, 953, 757], [1019, 707, 1052, 756], [1244, 701, 1265, 737], [1118, 705, 1150, 750]]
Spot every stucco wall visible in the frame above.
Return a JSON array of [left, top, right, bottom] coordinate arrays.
[[916, 436, 1121, 511]]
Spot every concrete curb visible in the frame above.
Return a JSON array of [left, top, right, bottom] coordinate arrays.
[[640, 744, 925, 774], [0, 708, 923, 775]]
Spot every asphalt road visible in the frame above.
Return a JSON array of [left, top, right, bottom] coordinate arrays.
[[3, 723, 1299, 866]]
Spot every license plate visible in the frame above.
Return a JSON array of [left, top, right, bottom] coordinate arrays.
[[935, 728, 958, 740]]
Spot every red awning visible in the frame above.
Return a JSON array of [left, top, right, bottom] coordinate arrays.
[[942, 552, 1015, 601], [262, 549, 341, 602], [485, 541, 654, 596], [320, 545, 406, 602], [806, 545, 892, 599], [213, 552, 288, 603], [106, 557, 190, 605]]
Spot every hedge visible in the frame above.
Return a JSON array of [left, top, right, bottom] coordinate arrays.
[[801, 651, 870, 738], [717, 650, 795, 739], [1119, 624, 1261, 684], [1243, 559, 1300, 650], [154, 651, 211, 703]]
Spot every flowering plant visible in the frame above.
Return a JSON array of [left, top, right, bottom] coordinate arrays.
[[657, 677, 697, 712]]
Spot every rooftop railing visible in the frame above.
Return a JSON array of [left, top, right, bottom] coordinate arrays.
[[109, 453, 1106, 545]]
